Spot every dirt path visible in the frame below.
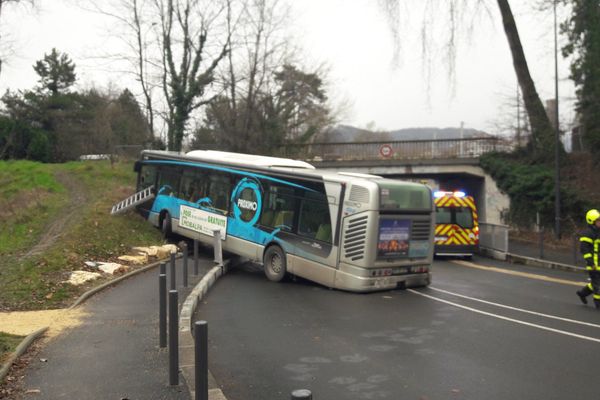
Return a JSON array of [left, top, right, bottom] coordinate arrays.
[[23, 171, 88, 259]]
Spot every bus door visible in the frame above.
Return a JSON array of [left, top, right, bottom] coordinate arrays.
[[433, 191, 479, 256], [153, 165, 182, 219], [135, 162, 158, 216]]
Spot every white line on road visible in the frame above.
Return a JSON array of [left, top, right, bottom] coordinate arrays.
[[408, 289, 600, 344], [428, 286, 600, 329]]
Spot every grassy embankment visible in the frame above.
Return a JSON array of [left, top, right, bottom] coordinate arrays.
[[0, 160, 164, 313], [0, 332, 24, 365]]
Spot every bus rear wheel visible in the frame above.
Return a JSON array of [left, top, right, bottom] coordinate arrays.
[[264, 245, 287, 282]]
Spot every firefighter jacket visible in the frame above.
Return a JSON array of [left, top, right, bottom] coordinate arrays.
[[580, 225, 600, 271]]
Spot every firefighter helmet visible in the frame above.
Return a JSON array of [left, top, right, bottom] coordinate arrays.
[[586, 209, 600, 225]]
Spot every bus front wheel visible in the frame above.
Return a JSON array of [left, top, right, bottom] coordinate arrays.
[[263, 245, 287, 282], [161, 212, 173, 239]]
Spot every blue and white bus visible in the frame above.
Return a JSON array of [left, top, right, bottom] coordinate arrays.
[[129, 149, 434, 292]]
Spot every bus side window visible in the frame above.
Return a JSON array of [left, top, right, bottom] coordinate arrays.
[[261, 185, 296, 232], [260, 188, 277, 227], [298, 198, 331, 243], [181, 169, 206, 203], [207, 172, 231, 214], [157, 166, 180, 197]]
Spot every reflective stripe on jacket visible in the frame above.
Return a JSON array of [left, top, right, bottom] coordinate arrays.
[[580, 227, 600, 270]]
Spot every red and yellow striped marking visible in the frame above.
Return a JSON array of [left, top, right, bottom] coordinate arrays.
[[434, 194, 478, 246]]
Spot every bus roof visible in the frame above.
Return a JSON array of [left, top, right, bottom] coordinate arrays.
[[139, 149, 422, 188], [186, 150, 315, 170]]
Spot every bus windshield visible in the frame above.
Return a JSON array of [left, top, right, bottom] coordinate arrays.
[[378, 182, 431, 211]]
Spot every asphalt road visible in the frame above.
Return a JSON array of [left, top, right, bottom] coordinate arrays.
[[194, 256, 600, 400]]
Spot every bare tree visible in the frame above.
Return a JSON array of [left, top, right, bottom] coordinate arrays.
[[131, 0, 156, 136], [0, 0, 34, 77], [219, 0, 294, 148], [155, 0, 229, 151], [83, 0, 231, 151], [81, 0, 161, 141], [488, 84, 530, 146], [380, 0, 562, 162]]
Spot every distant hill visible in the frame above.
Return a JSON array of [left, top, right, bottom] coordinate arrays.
[[317, 124, 492, 142]]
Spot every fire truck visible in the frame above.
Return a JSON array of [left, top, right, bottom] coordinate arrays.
[[433, 191, 479, 257]]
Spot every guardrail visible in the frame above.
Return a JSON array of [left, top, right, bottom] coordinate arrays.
[[278, 137, 513, 162], [479, 222, 509, 254]]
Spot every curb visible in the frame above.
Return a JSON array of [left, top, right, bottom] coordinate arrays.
[[479, 246, 584, 273], [505, 252, 584, 273], [0, 327, 48, 384], [179, 259, 232, 400], [479, 246, 586, 272]]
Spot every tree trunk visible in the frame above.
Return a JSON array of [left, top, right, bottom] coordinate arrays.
[[496, 0, 560, 161]]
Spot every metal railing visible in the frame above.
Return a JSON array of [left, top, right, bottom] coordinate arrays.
[[479, 222, 509, 253], [278, 137, 513, 162]]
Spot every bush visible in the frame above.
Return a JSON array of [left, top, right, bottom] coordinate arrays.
[[27, 130, 51, 162], [480, 152, 590, 231]]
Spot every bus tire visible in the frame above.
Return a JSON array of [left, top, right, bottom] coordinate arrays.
[[263, 245, 287, 282], [161, 211, 173, 239]]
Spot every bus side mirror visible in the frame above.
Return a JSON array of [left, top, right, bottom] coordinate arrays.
[[134, 161, 142, 173]]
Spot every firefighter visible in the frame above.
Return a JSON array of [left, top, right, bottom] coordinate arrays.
[[576, 209, 600, 308]]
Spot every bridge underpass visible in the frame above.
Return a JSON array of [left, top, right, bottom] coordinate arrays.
[[278, 137, 512, 225], [311, 157, 509, 226]]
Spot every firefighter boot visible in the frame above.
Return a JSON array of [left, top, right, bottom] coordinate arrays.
[[576, 287, 592, 305]]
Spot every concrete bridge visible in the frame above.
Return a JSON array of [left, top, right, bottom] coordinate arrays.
[[279, 137, 512, 225]]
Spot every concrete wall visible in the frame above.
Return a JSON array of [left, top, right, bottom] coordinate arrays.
[[317, 161, 510, 225]]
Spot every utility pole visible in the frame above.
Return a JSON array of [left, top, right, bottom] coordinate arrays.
[[553, 0, 561, 239]]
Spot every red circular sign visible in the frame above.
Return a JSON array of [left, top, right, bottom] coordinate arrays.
[[379, 144, 393, 158]]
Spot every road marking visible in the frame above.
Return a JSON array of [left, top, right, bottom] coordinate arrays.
[[408, 289, 600, 344], [428, 286, 600, 329], [451, 260, 586, 287]]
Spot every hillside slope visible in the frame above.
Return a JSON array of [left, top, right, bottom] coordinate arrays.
[[0, 160, 164, 311]]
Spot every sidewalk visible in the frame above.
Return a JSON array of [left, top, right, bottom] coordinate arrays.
[[14, 253, 217, 399], [507, 236, 585, 272]]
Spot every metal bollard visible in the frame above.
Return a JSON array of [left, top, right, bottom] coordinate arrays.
[[159, 273, 167, 348], [183, 242, 188, 288], [213, 230, 223, 264], [194, 321, 208, 400], [168, 290, 179, 386], [193, 240, 199, 275], [539, 229, 544, 260], [170, 251, 176, 290], [160, 261, 166, 275], [291, 389, 312, 399]]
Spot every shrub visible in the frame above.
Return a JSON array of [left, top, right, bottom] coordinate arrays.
[[480, 152, 590, 231]]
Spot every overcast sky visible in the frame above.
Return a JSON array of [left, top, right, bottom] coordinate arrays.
[[0, 0, 576, 135]]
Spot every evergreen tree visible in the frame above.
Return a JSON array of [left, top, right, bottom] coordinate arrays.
[[562, 0, 600, 158], [194, 64, 331, 155], [33, 48, 76, 96]]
